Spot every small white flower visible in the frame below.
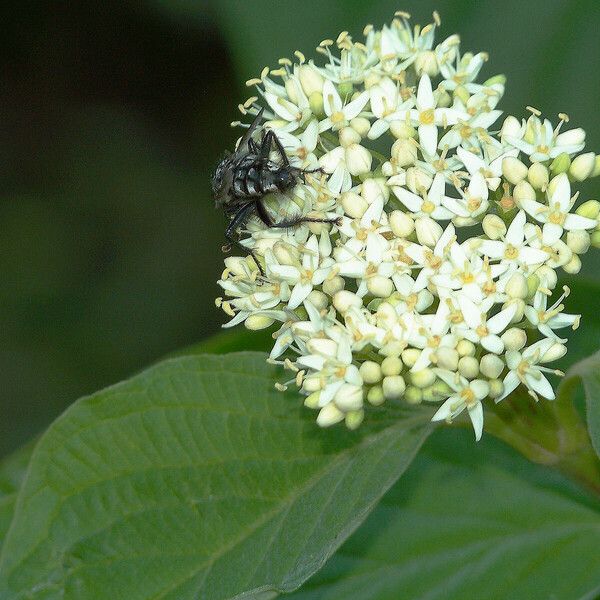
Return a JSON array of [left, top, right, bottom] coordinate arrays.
[[455, 296, 517, 354], [432, 370, 490, 440], [367, 77, 414, 139], [455, 146, 518, 191], [519, 173, 597, 244], [477, 210, 549, 268], [504, 115, 585, 162], [269, 235, 334, 309], [392, 172, 456, 219], [319, 80, 370, 133], [393, 74, 468, 156], [524, 286, 580, 340], [498, 337, 560, 401]]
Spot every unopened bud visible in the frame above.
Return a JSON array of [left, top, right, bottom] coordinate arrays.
[[401, 348, 421, 368], [362, 178, 389, 203], [391, 138, 418, 167], [345, 409, 364, 430], [317, 403, 345, 427], [390, 120, 416, 139], [309, 92, 324, 118], [273, 241, 300, 265], [389, 210, 415, 237], [592, 230, 600, 248], [528, 162, 549, 190], [304, 391, 321, 408], [341, 191, 368, 218], [569, 152, 595, 181], [575, 199, 600, 220], [298, 64, 324, 95], [367, 385, 385, 406], [382, 375, 406, 400], [550, 152, 571, 175], [350, 117, 371, 138], [415, 50, 439, 76], [307, 290, 328, 310], [339, 126, 361, 148], [501, 115, 521, 139], [435, 347, 459, 371], [480, 354, 505, 379], [567, 230, 591, 254], [513, 180, 536, 203], [406, 167, 433, 193], [488, 379, 504, 399], [593, 155, 600, 178], [502, 156, 528, 184], [381, 356, 403, 377], [411, 368, 436, 388], [458, 356, 479, 379], [360, 360, 383, 384], [346, 143, 372, 175], [302, 375, 322, 393], [245, 314, 275, 330], [526, 273, 541, 299], [415, 217, 443, 246], [322, 275, 345, 296], [505, 272, 528, 299], [543, 342, 569, 363], [456, 339, 476, 357], [368, 275, 394, 297], [482, 214, 507, 240], [333, 290, 362, 313], [334, 383, 363, 411], [535, 266, 557, 290], [501, 327, 527, 351], [563, 253, 581, 274], [404, 385, 422, 405]]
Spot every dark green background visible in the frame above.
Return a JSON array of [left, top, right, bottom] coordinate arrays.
[[2, 0, 599, 457]]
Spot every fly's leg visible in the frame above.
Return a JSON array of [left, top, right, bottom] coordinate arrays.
[[256, 200, 341, 229], [259, 129, 290, 166], [224, 202, 264, 275]]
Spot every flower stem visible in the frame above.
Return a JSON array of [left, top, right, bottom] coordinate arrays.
[[484, 390, 600, 499]]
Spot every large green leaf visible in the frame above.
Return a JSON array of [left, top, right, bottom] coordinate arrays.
[[560, 350, 600, 459], [0, 441, 35, 551], [289, 430, 600, 600], [0, 353, 431, 599]]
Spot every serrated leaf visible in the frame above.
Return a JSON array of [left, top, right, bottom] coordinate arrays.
[[289, 431, 600, 600], [0, 353, 431, 600], [560, 350, 600, 459]]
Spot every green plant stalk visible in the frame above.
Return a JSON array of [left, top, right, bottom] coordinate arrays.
[[482, 388, 600, 499]]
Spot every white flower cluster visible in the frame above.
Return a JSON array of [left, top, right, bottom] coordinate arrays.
[[216, 12, 600, 440]]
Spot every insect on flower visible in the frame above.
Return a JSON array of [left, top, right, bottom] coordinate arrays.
[[212, 108, 340, 270]]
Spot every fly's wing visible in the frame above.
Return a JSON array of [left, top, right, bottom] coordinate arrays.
[[234, 107, 265, 156]]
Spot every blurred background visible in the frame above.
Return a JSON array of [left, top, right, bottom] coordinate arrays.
[[1, 0, 599, 457]]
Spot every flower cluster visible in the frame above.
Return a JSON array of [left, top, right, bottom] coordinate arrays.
[[216, 12, 600, 439]]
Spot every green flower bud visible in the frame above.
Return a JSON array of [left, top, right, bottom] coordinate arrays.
[[404, 386, 422, 405], [575, 199, 600, 219], [367, 385, 385, 406], [569, 152, 596, 182], [550, 152, 571, 175], [309, 91, 324, 117], [382, 375, 406, 400], [359, 360, 382, 384], [345, 409, 365, 430], [381, 356, 403, 377]]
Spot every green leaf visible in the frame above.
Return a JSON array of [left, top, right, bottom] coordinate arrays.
[[289, 430, 600, 600], [560, 350, 600, 459], [0, 352, 431, 599], [0, 441, 35, 550]]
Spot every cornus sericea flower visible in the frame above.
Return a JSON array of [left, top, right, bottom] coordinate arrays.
[[216, 12, 600, 441]]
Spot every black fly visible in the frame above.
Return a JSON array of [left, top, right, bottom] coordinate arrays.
[[212, 108, 339, 271]]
